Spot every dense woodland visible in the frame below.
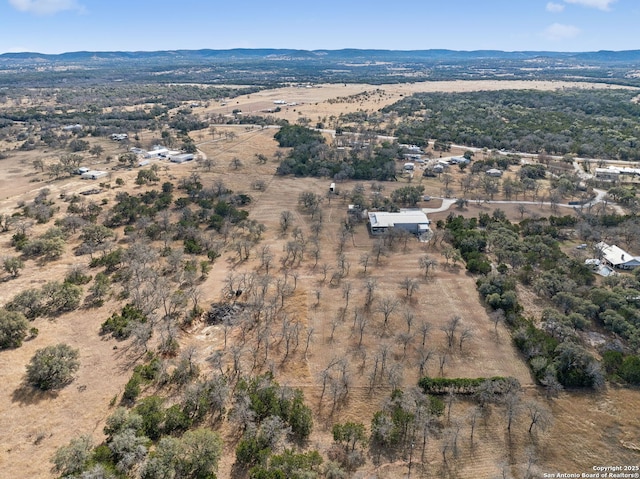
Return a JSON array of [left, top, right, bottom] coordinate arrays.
[[384, 89, 640, 160]]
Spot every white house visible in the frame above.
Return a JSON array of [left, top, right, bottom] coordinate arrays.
[[368, 210, 430, 236], [596, 242, 640, 270]]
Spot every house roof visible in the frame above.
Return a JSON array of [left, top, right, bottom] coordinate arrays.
[[368, 210, 430, 228], [596, 242, 640, 266]]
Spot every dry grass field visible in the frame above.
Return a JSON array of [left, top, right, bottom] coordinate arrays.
[[202, 80, 637, 126], [0, 81, 639, 479]]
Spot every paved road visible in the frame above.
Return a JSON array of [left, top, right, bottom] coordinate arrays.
[[420, 188, 623, 216]]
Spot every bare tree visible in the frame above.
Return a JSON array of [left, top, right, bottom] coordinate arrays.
[[403, 309, 415, 333], [399, 276, 419, 300], [372, 239, 388, 265], [355, 309, 369, 348], [279, 210, 294, 234], [540, 370, 563, 399], [320, 263, 332, 283], [418, 255, 437, 278], [525, 400, 552, 434], [359, 252, 372, 274], [504, 391, 522, 435], [438, 350, 448, 376], [441, 315, 461, 349], [229, 157, 243, 170], [458, 327, 473, 353], [416, 347, 433, 377], [329, 316, 340, 343], [397, 332, 414, 359], [490, 309, 505, 334], [468, 405, 482, 442], [363, 278, 377, 310], [310, 241, 321, 268], [418, 320, 431, 348], [377, 296, 399, 329], [336, 254, 350, 277], [517, 203, 528, 219], [341, 282, 352, 308]]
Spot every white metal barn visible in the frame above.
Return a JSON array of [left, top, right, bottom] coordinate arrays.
[[368, 210, 430, 236]]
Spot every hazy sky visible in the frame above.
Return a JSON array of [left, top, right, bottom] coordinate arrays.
[[0, 0, 638, 54]]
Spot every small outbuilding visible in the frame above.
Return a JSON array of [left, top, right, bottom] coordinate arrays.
[[450, 156, 470, 165], [485, 168, 503, 177], [81, 170, 108, 180], [170, 153, 195, 163]]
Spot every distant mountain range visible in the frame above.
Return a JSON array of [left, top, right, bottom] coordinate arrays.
[[2, 48, 640, 64], [2, 48, 639, 87]]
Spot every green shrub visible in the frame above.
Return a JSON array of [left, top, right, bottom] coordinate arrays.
[[101, 304, 146, 339], [123, 373, 142, 403], [0, 308, 29, 349], [26, 343, 80, 390], [620, 355, 640, 385]]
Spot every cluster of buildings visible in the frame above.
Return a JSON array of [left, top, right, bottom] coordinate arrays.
[[130, 145, 195, 164], [77, 144, 195, 181]]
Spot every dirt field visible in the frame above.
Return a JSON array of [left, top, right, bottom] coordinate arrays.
[[0, 81, 639, 478]]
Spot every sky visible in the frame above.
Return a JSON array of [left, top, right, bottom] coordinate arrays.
[[0, 0, 639, 54]]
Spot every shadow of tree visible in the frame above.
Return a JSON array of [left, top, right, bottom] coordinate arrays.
[[11, 383, 59, 405]]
